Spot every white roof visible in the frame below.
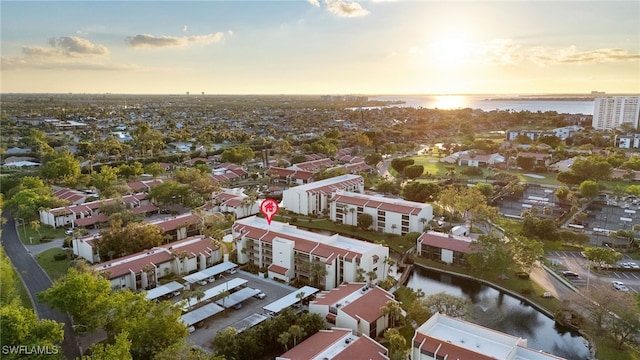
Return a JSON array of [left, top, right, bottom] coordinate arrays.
[[182, 261, 237, 283], [181, 302, 224, 326], [215, 287, 260, 308], [182, 278, 248, 311], [263, 286, 319, 314], [144, 281, 183, 300]]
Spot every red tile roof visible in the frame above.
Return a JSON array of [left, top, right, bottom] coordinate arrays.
[[268, 264, 288, 275], [332, 335, 388, 360], [75, 213, 109, 227], [341, 287, 395, 323], [278, 328, 351, 360], [313, 282, 364, 305], [418, 231, 474, 254], [332, 193, 426, 215]]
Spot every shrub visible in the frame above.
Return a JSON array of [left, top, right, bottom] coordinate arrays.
[[53, 253, 68, 261]]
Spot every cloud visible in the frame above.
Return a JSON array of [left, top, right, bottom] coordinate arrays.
[[324, 0, 370, 17], [21, 36, 109, 58], [183, 25, 188, 33], [529, 46, 640, 65], [125, 32, 225, 48], [474, 39, 639, 66], [1, 55, 140, 71], [307, 0, 320, 7]]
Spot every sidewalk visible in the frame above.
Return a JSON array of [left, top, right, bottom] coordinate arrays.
[[25, 238, 64, 256]]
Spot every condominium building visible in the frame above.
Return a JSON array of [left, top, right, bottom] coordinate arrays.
[[411, 313, 566, 360], [232, 216, 389, 290], [277, 327, 388, 360], [330, 191, 433, 235], [614, 134, 640, 149], [592, 96, 640, 130], [281, 174, 364, 216], [309, 282, 398, 338]]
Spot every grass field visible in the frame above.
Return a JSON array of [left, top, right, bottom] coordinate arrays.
[[36, 248, 72, 281], [16, 223, 66, 245]]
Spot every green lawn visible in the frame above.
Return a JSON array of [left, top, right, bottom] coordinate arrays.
[[16, 224, 66, 245], [36, 248, 72, 281]]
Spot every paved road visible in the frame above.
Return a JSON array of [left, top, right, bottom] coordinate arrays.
[[1, 211, 81, 359]]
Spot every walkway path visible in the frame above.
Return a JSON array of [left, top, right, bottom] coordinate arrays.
[[26, 238, 64, 256], [1, 211, 81, 359]]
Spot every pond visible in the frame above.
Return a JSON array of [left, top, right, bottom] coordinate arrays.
[[406, 266, 592, 360]]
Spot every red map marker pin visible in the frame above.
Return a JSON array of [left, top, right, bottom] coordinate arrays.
[[260, 198, 279, 225]]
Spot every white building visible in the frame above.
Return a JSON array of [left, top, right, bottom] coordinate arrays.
[[614, 134, 640, 149], [592, 96, 640, 130], [309, 282, 398, 338], [411, 313, 566, 360], [277, 327, 388, 360], [282, 174, 364, 216], [330, 191, 433, 235], [232, 216, 389, 290], [92, 235, 221, 291]]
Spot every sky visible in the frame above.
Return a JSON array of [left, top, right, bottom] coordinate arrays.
[[1, 1, 639, 95]]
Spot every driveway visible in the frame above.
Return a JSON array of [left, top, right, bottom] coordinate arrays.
[[1, 212, 81, 359]]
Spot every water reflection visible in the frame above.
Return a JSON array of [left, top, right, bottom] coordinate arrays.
[[406, 267, 591, 360]]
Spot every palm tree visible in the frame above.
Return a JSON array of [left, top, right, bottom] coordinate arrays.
[[380, 300, 403, 329], [356, 267, 366, 282], [349, 207, 356, 225], [288, 325, 305, 347], [366, 270, 378, 286], [278, 332, 291, 351], [296, 291, 306, 306]]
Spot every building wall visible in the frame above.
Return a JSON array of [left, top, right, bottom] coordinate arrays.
[[330, 199, 432, 235], [592, 97, 640, 130]]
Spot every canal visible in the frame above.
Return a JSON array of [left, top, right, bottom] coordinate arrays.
[[406, 266, 592, 360]]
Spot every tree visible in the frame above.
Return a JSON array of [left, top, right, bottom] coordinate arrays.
[[608, 294, 640, 349], [421, 292, 471, 318], [465, 233, 512, 277], [211, 327, 239, 359], [41, 150, 81, 184], [30, 219, 41, 240], [516, 156, 535, 171], [90, 165, 119, 197], [555, 186, 570, 201], [364, 153, 383, 166], [97, 222, 164, 259], [87, 331, 132, 360], [404, 164, 424, 179], [380, 300, 403, 328], [148, 180, 190, 207], [583, 246, 622, 270], [0, 303, 64, 356], [579, 180, 599, 198], [153, 339, 223, 360], [474, 182, 494, 199], [39, 268, 112, 331], [390, 158, 414, 175], [384, 328, 407, 360], [277, 332, 291, 352], [439, 186, 498, 230], [357, 213, 373, 230], [220, 146, 255, 164], [144, 162, 165, 178], [510, 235, 544, 274], [288, 324, 305, 347], [105, 290, 187, 360], [403, 181, 440, 202]]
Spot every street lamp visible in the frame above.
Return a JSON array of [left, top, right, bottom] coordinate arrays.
[[14, 217, 27, 239]]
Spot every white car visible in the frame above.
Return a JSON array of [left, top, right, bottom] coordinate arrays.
[[198, 280, 208, 286], [254, 290, 266, 299], [612, 281, 629, 291], [65, 229, 74, 236], [227, 268, 237, 274]]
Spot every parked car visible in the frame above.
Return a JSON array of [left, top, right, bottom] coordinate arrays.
[[254, 290, 266, 299], [561, 270, 579, 278], [227, 268, 237, 274], [233, 303, 243, 310], [198, 280, 208, 286], [612, 281, 629, 291], [65, 229, 74, 236]]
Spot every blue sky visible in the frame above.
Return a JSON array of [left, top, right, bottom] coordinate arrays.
[[1, 1, 639, 94]]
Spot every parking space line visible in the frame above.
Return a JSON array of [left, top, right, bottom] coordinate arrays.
[[631, 273, 640, 280], [622, 273, 631, 279]]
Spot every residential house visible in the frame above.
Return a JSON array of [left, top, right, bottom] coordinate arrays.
[[92, 235, 220, 291], [282, 174, 364, 216], [290, 158, 334, 172], [416, 231, 475, 266], [266, 166, 315, 185], [276, 328, 388, 360], [309, 282, 398, 338], [614, 134, 640, 149], [127, 179, 164, 193], [456, 152, 504, 167], [212, 189, 260, 218], [330, 191, 433, 235], [411, 313, 566, 360], [232, 216, 389, 290], [516, 152, 552, 167]]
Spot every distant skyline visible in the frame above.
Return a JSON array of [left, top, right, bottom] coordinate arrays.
[[1, 1, 639, 95]]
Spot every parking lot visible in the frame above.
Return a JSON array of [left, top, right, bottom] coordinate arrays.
[[546, 250, 640, 293], [497, 185, 568, 219], [181, 270, 299, 352]]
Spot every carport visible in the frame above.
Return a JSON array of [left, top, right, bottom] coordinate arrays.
[[215, 287, 260, 308], [182, 261, 238, 284], [181, 302, 225, 326], [263, 286, 318, 315], [145, 281, 184, 300]]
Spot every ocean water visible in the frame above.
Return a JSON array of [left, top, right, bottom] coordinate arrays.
[[369, 95, 594, 115]]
